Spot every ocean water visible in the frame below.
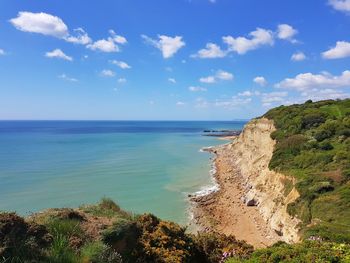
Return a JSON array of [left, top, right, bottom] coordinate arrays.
[[0, 121, 245, 225]]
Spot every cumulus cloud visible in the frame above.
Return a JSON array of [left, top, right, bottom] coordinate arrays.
[[65, 28, 91, 45], [110, 60, 131, 69], [87, 30, 127, 52], [223, 28, 274, 55], [275, 70, 350, 91], [10, 11, 91, 45], [0, 49, 5, 55], [176, 101, 185, 106], [194, 24, 298, 58], [200, 70, 234, 83], [168, 78, 176, 84], [10, 11, 68, 38], [214, 97, 252, 109], [118, 78, 127, 83], [277, 24, 298, 43], [199, 76, 216, 84], [58, 74, 77, 82], [100, 69, 115, 77], [109, 30, 127, 44], [253, 76, 267, 86], [189, 86, 207, 92], [322, 41, 350, 59], [300, 88, 349, 101], [291, 51, 306, 61], [141, 34, 185, 58], [237, 90, 261, 97], [216, 70, 234, 80], [191, 43, 226, 58], [45, 49, 72, 61], [261, 91, 288, 106], [328, 0, 350, 14]]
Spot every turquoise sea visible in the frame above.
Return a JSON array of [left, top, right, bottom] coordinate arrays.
[[0, 121, 245, 225]]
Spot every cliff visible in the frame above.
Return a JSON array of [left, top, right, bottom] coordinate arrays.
[[231, 117, 300, 242], [192, 117, 300, 247]]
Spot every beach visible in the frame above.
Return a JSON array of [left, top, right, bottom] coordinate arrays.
[[190, 118, 301, 248], [190, 141, 280, 248]]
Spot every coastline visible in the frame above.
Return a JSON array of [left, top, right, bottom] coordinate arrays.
[[189, 118, 301, 248], [189, 140, 280, 248]]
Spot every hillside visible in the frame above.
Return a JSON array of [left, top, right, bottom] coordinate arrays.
[[264, 99, 350, 242]]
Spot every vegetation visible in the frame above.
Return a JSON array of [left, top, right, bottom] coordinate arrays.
[[225, 241, 350, 263], [3, 198, 349, 262], [0, 199, 253, 263], [264, 99, 350, 242]]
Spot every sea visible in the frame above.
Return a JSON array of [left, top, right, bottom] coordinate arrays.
[[0, 121, 246, 225]]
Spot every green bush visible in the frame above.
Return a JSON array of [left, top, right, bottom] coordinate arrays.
[[264, 99, 350, 242]]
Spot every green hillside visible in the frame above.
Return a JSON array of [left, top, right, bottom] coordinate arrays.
[[264, 99, 350, 242]]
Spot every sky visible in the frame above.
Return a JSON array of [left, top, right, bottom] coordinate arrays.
[[0, 0, 350, 120]]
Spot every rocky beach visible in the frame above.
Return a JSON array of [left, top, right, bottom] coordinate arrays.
[[190, 118, 301, 248]]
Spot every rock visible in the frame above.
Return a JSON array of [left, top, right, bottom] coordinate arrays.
[[246, 198, 258, 206]]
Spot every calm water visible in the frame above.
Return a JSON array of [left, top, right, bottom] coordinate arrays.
[[0, 121, 245, 225]]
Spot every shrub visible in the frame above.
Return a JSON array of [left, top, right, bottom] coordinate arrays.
[[0, 212, 52, 262], [301, 113, 326, 129], [80, 241, 122, 263]]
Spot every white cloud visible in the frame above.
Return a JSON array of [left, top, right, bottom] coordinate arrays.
[[223, 28, 274, 55], [200, 70, 234, 83], [275, 70, 350, 91], [238, 91, 253, 97], [168, 78, 176, 84], [142, 34, 185, 58], [87, 30, 127, 53], [300, 88, 349, 101], [191, 43, 226, 58], [238, 90, 261, 97], [0, 49, 5, 55], [10, 11, 68, 38], [100, 69, 115, 77], [87, 39, 119, 52], [261, 91, 288, 104], [328, 0, 350, 14], [216, 70, 234, 80], [110, 60, 131, 69], [291, 51, 306, 61], [45, 49, 72, 61], [253, 76, 267, 86], [277, 24, 298, 43], [10, 12, 92, 45], [189, 86, 207, 92], [209, 0, 216, 3], [109, 30, 127, 44], [176, 101, 185, 106], [118, 78, 127, 83], [214, 97, 252, 109], [199, 76, 216, 84], [65, 28, 91, 45], [58, 74, 77, 82], [322, 41, 350, 59]]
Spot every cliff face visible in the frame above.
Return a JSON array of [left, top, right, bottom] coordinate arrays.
[[230, 117, 300, 243]]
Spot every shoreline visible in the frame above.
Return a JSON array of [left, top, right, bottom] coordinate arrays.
[[189, 136, 281, 248]]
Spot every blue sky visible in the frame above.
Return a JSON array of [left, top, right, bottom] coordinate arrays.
[[0, 0, 350, 120]]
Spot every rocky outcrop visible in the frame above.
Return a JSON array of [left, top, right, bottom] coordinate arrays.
[[230, 118, 300, 243]]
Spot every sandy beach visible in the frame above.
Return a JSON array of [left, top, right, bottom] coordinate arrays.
[[190, 139, 281, 248]]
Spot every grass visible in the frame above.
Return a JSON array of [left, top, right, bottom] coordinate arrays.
[[80, 198, 132, 219], [264, 98, 350, 241]]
